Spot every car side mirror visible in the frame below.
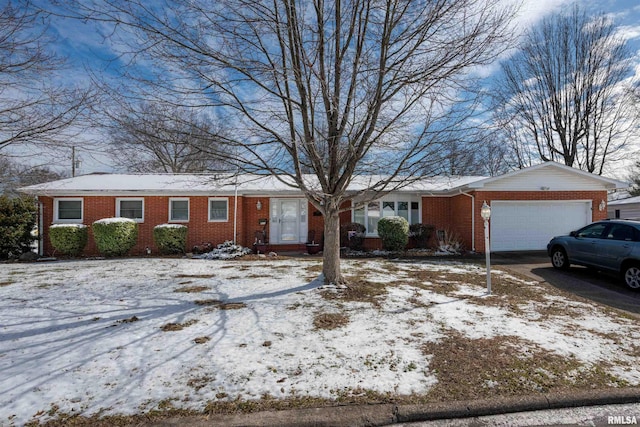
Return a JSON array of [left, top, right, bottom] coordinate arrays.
[[569, 230, 577, 237]]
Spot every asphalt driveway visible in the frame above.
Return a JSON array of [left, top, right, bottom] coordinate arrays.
[[492, 251, 640, 318]]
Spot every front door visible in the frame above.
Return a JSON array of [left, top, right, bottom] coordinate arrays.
[[270, 198, 308, 244], [279, 199, 299, 242]]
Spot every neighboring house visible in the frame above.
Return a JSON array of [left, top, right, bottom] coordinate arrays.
[[608, 196, 640, 221], [18, 162, 628, 256]]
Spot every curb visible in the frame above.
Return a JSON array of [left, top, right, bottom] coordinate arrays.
[[151, 388, 640, 426]]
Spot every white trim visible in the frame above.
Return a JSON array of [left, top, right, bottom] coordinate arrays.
[[116, 197, 144, 223], [53, 198, 83, 224], [169, 197, 190, 222], [208, 197, 229, 222]]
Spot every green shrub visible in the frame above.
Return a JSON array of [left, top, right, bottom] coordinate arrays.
[[409, 223, 435, 249], [92, 218, 138, 256], [378, 216, 409, 251], [49, 224, 88, 256], [340, 222, 366, 251], [153, 224, 188, 254], [0, 195, 36, 259]]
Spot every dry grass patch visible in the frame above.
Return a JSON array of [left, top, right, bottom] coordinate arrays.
[[422, 329, 627, 402], [313, 312, 349, 330], [160, 319, 198, 331], [0, 280, 14, 287], [194, 299, 247, 310], [174, 273, 216, 279], [194, 336, 210, 344], [174, 285, 209, 293], [321, 279, 388, 307]]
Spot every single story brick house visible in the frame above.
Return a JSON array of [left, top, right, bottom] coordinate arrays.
[[19, 161, 628, 256]]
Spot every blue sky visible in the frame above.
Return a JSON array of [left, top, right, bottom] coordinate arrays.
[[17, 0, 640, 176]]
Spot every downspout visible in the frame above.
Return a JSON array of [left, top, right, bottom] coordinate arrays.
[[36, 196, 43, 256], [233, 172, 239, 245], [459, 190, 475, 252]]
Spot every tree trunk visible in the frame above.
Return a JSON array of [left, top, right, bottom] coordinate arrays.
[[322, 206, 345, 285]]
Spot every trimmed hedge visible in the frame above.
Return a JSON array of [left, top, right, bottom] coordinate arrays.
[[49, 224, 88, 256], [153, 224, 188, 254], [0, 195, 36, 259], [378, 216, 409, 251], [92, 218, 138, 257], [409, 223, 435, 249], [340, 222, 366, 251]]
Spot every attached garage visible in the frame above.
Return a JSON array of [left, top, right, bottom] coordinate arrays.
[[490, 200, 592, 251]]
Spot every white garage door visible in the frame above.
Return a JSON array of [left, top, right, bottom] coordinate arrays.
[[490, 201, 591, 251]]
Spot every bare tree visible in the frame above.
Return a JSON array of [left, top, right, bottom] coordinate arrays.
[[64, 0, 515, 284], [105, 101, 229, 173], [0, 156, 66, 196], [492, 5, 638, 175], [0, 1, 92, 153]]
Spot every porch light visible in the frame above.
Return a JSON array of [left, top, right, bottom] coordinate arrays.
[[599, 200, 606, 212], [256, 200, 262, 211], [481, 201, 491, 295]]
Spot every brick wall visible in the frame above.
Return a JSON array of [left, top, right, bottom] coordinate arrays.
[[38, 189, 608, 256]]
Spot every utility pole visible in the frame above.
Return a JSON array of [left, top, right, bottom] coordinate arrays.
[[71, 147, 81, 177]]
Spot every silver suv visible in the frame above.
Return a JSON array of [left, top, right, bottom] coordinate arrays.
[[547, 220, 640, 289]]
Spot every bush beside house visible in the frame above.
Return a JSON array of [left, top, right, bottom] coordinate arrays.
[[49, 224, 88, 256], [409, 223, 435, 249], [340, 222, 366, 251], [378, 216, 409, 251], [153, 224, 188, 254], [92, 218, 138, 257], [0, 195, 36, 259]]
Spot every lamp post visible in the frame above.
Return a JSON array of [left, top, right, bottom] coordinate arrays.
[[481, 201, 492, 295]]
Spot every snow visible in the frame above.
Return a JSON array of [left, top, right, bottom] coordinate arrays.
[[93, 217, 136, 225], [154, 224, 187, 229], [49, 224, 87, 229], [1, 258, 639, 426]]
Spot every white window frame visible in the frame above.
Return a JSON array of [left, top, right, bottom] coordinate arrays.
[[169, 198, 190, 222], [208, 197, 229, 222], [116, 198, 144, 223], [352, 196, 421, 237], [54, 198, 84, 223]]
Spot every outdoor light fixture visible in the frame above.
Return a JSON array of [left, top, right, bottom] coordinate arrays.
[[481, 201, 492, 295], [599, 200, 606, 212], [256, 200, 262, 211]]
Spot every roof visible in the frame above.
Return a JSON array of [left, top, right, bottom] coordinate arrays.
[[18, 161, 629, 197], [17, 172, 484, 196], [609, 195, 640, 206]]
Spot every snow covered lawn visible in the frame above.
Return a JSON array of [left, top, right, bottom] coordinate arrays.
[[1, 257, 639, 425]]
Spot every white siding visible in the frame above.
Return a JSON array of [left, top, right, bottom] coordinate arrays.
[[480, 168, 610, 191], [608, 203, 640, 220]]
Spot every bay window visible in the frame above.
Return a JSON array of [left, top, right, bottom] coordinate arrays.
[[352, 197, 420, 236]]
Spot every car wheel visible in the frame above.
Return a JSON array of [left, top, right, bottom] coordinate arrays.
[[551, 247, 569, 270], [623, 264, 640, 290]]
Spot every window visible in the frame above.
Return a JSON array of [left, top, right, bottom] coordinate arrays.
[[209, 198, 228, 222], [116, 198, 144, 222], [576, 223, 606, 239], [606, 224, 637, 241], [169, 198, 189, 222], [54, 198, 83, 223], [353, 198, 420, 236]]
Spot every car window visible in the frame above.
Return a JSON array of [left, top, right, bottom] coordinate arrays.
[[606, 224, 636, 241], [576, 223, 607, 238]]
